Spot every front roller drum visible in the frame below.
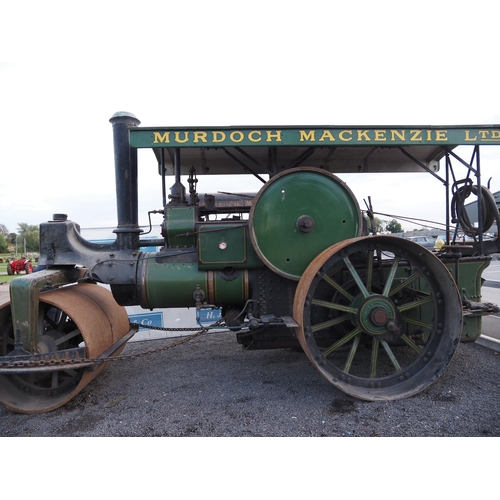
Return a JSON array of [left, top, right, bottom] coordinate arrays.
[[293, 235, 463, 401], [0, 283, 130, 414]]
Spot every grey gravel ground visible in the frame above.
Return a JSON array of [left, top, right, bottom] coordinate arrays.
[[1, 329, 499, 437]]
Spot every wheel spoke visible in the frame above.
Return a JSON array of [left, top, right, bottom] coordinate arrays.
[[344, 333, 361, 373], [311, 298, 357, 314], [404, 317, 433, 329], [43, 314, 58, 330], [380, 339, 402, 372], [398, 296, 434, 312], [311, 314, 350, 333], [322, 326, 362, 356], [55, 312, 70, 331], [382, 256, 401, 296], [54, 328, 82, 346], [322, 274, 353, 301], [370, 338, 379, 377], [388, 271, 422, 297], [343, 256, 370, 298], [366, 249, 374, 292], [400, 334, 423, 353], [51, 371, 59, 389]]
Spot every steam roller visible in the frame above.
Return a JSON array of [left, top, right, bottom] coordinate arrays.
[[1, 112, 497, 414], [0, 284, 131, 414]]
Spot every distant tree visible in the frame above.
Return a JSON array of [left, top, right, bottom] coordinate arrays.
[[363, 215, 386, 234], [16, 223, 40, 253], [0, 233, 7, 253], [386, 219, 403, 234], [0, 224, 8, 237], [370, 216, 385, 234]]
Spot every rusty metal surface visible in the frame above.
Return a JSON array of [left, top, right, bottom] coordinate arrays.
[[0, 284, 130, 414]]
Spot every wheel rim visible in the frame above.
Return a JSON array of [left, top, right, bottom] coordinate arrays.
[[0, 283, 130, 413], [293, 235, 462, 401]]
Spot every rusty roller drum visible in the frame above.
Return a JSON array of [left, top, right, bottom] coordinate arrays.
[[293, 235, 463, 401], [0, 283, 130, 414]]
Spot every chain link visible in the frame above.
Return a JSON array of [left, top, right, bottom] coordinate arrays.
[[0, 322, 226, 371]]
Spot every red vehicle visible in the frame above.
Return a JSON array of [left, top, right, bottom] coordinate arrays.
[[7, 257, 33, 275]]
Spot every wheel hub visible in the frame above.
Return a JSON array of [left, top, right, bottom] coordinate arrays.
[[36, 335, 58, 354], [353, 294, 402, 338], [370, 307, 388, 326]]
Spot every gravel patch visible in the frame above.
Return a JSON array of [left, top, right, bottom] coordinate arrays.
[[1, 331, 499, 437]]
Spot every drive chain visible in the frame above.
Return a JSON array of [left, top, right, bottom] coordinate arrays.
[[0, 322, 226, 371]]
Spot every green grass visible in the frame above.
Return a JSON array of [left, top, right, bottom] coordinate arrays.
[[0, 269, 31, 285], [0, 274, 22, 285]]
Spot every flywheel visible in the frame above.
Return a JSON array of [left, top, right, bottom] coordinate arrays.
[[0, 283, 130, 414], [249, 167, 362, 280]]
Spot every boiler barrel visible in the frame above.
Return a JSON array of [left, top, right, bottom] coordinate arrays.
[[136, 258, 249, 309]]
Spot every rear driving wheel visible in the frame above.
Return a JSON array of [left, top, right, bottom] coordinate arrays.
[[293, 235, 462, 401]]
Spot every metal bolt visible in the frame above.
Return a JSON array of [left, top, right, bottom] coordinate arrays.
[[297, 215, 315, 233], [386, 321, 399, 332]]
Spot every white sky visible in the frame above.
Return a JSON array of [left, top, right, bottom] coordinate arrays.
[[1, 1, 499, 234]]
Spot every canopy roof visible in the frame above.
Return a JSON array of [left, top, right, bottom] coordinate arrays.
[[129, 125, 500, 175]]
